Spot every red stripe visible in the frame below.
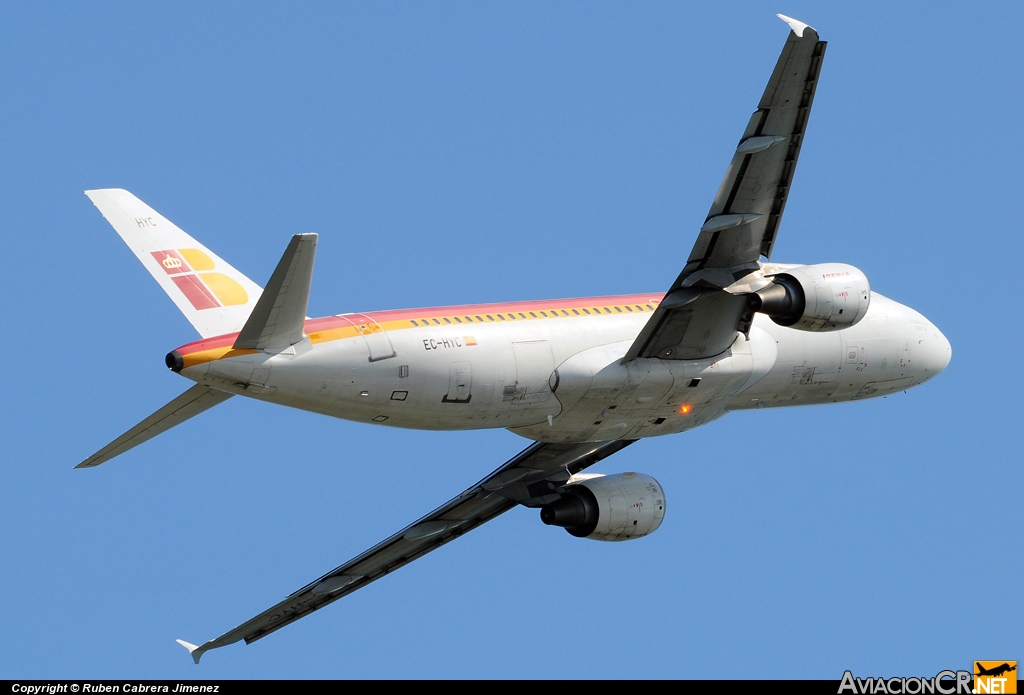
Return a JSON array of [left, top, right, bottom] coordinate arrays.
[[174, 292, 665, 354], [177, 334, 237, 353], [172, 275, 221, 310], [307, 293, 665, 331]]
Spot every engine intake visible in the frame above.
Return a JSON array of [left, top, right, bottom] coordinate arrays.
[[753, 262, 870, 331], [540, 472, 665, 542]]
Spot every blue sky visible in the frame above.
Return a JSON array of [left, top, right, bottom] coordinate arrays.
[[1, 1, 1020, 679]]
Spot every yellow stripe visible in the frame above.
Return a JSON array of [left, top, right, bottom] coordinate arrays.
[[184, 301, 660, 368], [181, 346, 259, 370], [308, 325, 362, 344]]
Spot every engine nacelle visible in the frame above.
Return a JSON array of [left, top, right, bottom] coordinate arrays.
[[539, 472, 665, 542], [755, 262, 870, 331]]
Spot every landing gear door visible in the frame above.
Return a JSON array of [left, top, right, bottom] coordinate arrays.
[[337, 313, 397, 362], [443, 361, 472, 403], [512, 340, 559, 410], [799, 332, 840, 385]]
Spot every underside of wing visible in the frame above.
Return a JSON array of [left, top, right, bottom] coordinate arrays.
[[180, 439, 634, 663], [624, 16, 826, 363], [696, 20, 825, 272]]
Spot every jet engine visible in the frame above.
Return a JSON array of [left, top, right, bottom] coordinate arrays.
[[753, 262, 870, 331], [540, 472, 665, 541]]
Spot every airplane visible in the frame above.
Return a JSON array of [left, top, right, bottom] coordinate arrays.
[[976, 663, 1017, 678], [77, 15, 951, 663]]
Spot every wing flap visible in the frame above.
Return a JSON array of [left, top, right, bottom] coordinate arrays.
[[179, 439, 634, 662], [623, 291, 751, 362], [76, 384, 233, 469]]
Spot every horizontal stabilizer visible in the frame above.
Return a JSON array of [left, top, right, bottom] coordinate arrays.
[[234, 234, 317, 351], [84, 189, 264, 339], [76, 384, 233, 468]]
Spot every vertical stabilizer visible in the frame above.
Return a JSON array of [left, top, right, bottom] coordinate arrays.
[[85, 189, 264, 338]]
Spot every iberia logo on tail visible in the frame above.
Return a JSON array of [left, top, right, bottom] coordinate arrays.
[[151, 248, 249, 310]]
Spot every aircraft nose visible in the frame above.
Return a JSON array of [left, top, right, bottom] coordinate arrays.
[[919, 322, 952, 377]]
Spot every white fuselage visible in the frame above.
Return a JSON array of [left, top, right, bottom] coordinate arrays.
[[178, 289, 951, 445]]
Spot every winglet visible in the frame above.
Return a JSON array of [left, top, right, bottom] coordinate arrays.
[[776, 14, 814, 38], [176, 639, 206, 664], [233, 233, 317, 351]]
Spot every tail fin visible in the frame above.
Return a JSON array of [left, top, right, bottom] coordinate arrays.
[[85, 189, 264, 338]]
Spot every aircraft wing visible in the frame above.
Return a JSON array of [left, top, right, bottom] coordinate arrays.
[[623, 15, 826, 362], [178, 439, 635, 663]]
